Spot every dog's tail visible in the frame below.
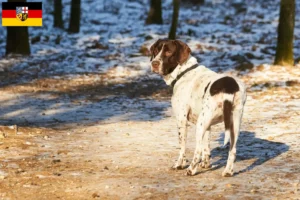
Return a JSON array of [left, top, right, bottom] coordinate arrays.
[[223, 94, 234, 147], [209, 76, 239, 149]]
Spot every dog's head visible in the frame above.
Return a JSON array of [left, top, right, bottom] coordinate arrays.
[[149, 39, 191, 76]]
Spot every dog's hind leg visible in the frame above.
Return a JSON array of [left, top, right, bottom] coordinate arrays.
[[186, 111, 212, 176], [200, 127, 211, 169], [172, 119, 188, 170], [222, 108, 243, 177]]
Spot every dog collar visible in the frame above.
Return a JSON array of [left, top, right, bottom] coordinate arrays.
[[170, 63, 199, 88]]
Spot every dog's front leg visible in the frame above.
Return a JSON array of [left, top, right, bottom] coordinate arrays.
[[172, 119, 188, 170]]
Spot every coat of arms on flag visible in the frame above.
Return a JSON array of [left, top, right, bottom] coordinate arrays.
[[16, 7, 28, 21]]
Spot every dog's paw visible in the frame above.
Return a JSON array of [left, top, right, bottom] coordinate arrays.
[[222, 169, 233, 177], [186, 169, 193, 176], [186, 165, 197, 176], [171, 164, 185, 170], [171, 159, 187, 170], [199, 155, 211, 169], [200, 161, 211, 169]]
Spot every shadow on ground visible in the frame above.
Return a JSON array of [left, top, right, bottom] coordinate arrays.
[[208, 131, 289, 176], [0, 75, 171, 128]]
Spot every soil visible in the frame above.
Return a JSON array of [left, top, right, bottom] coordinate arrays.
[[0, 65, 300, 200]]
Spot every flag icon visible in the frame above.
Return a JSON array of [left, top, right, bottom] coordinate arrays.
[[2, 2, 42, 26]]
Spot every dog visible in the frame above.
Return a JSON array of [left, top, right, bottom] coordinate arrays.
[[149, 39, 247, 176]]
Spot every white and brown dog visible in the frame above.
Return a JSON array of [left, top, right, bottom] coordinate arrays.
[[150, 39, 247, 176]]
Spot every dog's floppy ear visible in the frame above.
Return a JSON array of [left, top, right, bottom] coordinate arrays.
[[174, 40, 191, 65], [149, 39, 162, 61]]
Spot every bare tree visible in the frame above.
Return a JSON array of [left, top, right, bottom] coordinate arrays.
[[169, 0, 180, 39], [183, 0, 204, 5], [54, 0, 63, 28], [146, 0, 163, 24], [68, 0, 81, 33], [274, 0, 295, 66], [6, 0, 30, 55]]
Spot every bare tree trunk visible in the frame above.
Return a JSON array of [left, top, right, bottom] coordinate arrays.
[[54, 0, 63, 28], [146, 0, 163, 24], [68, 0, 81, 33], [274, 0, 295, 66], [184, 0, 204, 5], [169, 0, 180, 40], [6, 0, 30, 55]]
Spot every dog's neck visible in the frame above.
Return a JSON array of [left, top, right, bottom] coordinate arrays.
[[163, 56, 198, 86]]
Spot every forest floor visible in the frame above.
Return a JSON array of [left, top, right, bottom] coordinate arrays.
[[1, 0, 300, 199]]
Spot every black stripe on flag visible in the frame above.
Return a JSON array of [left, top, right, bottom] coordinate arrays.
[[2, 2, 42, 10]]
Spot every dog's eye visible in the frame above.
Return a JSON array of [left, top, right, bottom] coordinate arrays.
[[165, 50, 172, 57]]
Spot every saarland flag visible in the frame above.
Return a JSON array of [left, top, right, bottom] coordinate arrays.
[[2, 2, 42, 26]]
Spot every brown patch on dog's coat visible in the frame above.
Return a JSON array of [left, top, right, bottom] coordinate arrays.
[[173, 40, 191, 65], [210, 76, 239, 96]]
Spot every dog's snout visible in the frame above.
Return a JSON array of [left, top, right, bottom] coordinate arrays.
[[152, 61, 160, 69]]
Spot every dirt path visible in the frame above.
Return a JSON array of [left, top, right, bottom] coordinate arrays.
[[1, 65, 300, 200], [0, 110, 299, 200]]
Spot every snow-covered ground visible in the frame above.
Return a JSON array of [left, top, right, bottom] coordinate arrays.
[[0, 0, 300, 199], [0, 0, 299, 84]]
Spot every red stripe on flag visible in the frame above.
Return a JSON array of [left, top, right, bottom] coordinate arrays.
[[28, 10, 42, 18], [2, 9, 42, 18], [2, 10, 16, 18]]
